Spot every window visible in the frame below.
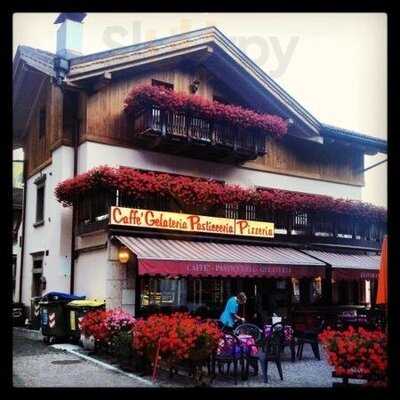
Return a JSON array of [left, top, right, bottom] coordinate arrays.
[[151, 79, 174, 91], [187, 278, 228, 310], [34, 174, 46, 226], [38, 108, 46, 139], [140, 277, 185, 307], [32, 174, 46, 227], [32, 258, 43, 297], [311, 277, 322, 303], [291, 278, 300, 303], [35, 185, 45, 224]]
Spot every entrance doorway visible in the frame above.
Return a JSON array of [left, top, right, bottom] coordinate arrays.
[[32, 258, 43, 298]]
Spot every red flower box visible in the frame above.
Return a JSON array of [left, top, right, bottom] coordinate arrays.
[[54, 165, 387, 223], [123, 84, 288, 137]]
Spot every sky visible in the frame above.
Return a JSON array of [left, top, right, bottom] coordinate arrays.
[[12, 13, 387, 207]]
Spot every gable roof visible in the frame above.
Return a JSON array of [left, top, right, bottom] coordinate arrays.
[[66, 27, 320, 138], [13, 26, 387, 153], [14, 45, 56, 78]]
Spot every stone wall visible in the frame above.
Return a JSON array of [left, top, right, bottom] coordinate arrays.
[[106, 242, 136, 315]]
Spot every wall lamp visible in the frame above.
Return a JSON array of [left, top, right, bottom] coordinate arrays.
[[118, 246, 130, 264]]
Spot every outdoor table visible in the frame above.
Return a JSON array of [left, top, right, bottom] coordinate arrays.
[[217, 334, 258, 357]]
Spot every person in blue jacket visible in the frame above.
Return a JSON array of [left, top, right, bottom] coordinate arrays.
[[219, 292, 247, 332]]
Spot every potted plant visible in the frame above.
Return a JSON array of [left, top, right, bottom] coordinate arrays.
[[79, 309, 110, 352]]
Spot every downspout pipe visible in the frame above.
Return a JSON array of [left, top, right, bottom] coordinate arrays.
[[69, 98, 79, 295], [18, 159, 27, 304]]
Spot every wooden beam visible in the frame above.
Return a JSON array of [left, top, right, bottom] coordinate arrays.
[[22, 75, 47, 138], [91, 71, 113, 93]]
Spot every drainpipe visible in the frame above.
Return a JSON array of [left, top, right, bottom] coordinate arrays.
[[18, 159, 27, 304], [69, 96, 80, 295]]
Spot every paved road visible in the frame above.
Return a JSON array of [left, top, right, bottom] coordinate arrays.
[[13, 330, 350, 388], [13, 335, 155, 388]]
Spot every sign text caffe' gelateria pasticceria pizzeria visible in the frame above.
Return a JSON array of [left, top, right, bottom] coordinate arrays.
[[110, 206, 274, 238]]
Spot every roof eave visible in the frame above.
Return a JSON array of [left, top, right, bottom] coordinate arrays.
[[321, 130, 387, 154]]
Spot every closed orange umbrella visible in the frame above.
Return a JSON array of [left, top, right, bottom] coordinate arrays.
[[376, 235, 388, 304]]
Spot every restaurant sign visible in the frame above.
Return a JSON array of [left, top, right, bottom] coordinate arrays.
[[110, 206, 274, 238]]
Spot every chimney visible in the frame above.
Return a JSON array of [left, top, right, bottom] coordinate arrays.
[[54, 13, 87, 59]]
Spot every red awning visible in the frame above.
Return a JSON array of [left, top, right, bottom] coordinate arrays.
[[115, 236, 326, 278], [302, 250, 380, 281]]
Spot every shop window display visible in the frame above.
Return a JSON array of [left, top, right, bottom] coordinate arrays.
[[291, 278, 300, 304], [140, 277, 186, 308]]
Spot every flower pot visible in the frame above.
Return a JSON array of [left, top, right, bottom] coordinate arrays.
[[81, 334, 95, 351]]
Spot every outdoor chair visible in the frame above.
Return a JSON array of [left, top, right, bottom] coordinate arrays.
[[295, 316, 324, 361], [257, 322, 285, 383], [234, 323, 263, 376], [234, 323, 264, 344], [275, 317, 296, 362], [238, 322, 285, 382], [211, 333, 246, 385]]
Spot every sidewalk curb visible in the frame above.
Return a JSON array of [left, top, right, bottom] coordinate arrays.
[[51, 343, 158, 387], [13, 327, 43, 341]]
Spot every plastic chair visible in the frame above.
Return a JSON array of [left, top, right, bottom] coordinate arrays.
[[234, 323, 263, 376], [259, 322, 284, 383], [234, 323, 264, 346], [211, 333, 246, 385], [295, 317, 324, 361]]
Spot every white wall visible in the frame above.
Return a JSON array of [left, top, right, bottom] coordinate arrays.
[[13, 223, 23, 303], [78, 141, 362, 200], [18, 146, 74, 307], [74, 248, 107, 300], [74, 242, 136, 313]]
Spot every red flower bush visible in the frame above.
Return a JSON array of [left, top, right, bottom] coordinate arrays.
[[80, 310, 112, 343], [54, 165, 387, 223], [132, 313, 222, 368], [123, 84, 288, 137], [80, 308, 136, 345], [319, 326, 388, 385]]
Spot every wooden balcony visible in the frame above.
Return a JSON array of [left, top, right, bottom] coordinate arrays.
[[130, 106, 267, 163], [75, 191, 386, 250]]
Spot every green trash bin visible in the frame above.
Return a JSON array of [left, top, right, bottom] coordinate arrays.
[[13, 302, 26, 327], [66, 300, 106, 343], [30, 297, 42, 330], [39, 292, 85, 344]]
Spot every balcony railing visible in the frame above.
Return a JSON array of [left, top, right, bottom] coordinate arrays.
[[131, 106, 266, 163], [76, 190, 386, 249]]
